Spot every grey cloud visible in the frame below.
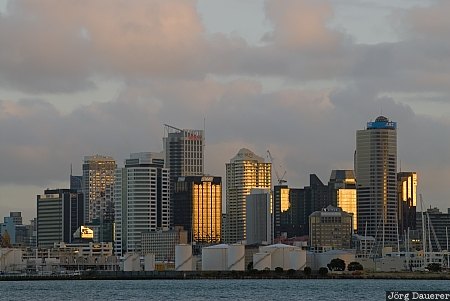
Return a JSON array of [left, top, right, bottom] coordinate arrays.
[[1, 0, 449, 100], [1, 77, 450, 208]]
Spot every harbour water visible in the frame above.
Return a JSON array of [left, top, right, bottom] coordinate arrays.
[[1, 279, 449, 300]]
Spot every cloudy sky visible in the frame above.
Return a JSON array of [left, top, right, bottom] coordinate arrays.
[[1, 0, 449, 222]]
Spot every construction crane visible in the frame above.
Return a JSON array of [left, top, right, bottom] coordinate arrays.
[[266, 150, 287, 185]]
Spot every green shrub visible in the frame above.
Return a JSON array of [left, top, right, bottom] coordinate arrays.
[[318, 267, 328, 276], [303, 266, 312, 276]]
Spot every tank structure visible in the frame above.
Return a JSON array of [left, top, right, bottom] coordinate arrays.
[[201, 244, 246, 271], [123, 253, 140, 271], [175, 244, 194, 271], [144, 253, 155, 271], [253, 244, 307, 271]]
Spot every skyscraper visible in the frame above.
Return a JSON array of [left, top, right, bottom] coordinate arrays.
[[163, 124, 204, 226], [163, 124, 204, 177], [82, 155, 116, 224], [172, 176, 222, 244], [355, 116, 397, 248], [273, 184, 290, 239], [114, 152, 170, 256], [329, 170, 357, 232], [397, 171, 417, 235], [224, 148, 271, 244], [36, 189, 84, 248]]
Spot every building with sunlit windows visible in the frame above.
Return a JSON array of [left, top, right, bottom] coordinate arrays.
[[224, 148, 271, 244], [173, 176, 222, 244], [163, 124, 205, 227], [82, 155, 116, 224], [273, 185, 290, 239], [397, 171, 417, 234], [329, 170, 357, 232]]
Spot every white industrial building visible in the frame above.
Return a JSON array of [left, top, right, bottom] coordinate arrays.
[[253, 244, 306, 271], [201, 244, 245, 271]]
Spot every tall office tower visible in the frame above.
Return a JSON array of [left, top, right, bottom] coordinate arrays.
[[309, 174, 330, 212], [114, 152, 170, 256], [163, 124, 204, 225], [172, 176, 222, 244], [286, 188, 307, 237], [224, 148, 271, 244], [246, 188, 272, 245], [290, 174, 331, 237], [82, 155, 116, 224], [397, 172, 417, 235], [273, 185, 290, 239], [355, 116, 397, 248], [36, 189, 84, 248], [329, 170, 357, 232]]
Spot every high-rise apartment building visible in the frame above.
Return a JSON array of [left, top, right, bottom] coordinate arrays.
[[224, 148, 271, 244], [114, 152, 170, 256], [246, 188, 272, 245], [36, 189, 84, 248], [173, 176, 222, 244], [397, 172, 417, 235], [82, 155, 116, 224], [355, 116, 397, 248], [329, 170, 357, 232]]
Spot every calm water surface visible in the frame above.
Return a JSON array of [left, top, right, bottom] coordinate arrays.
[[1, 279, 449, 300]]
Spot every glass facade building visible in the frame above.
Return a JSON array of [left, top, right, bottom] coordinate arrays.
[[173, 176, 222, 244], [397, 171, 417, 235], [355, 116, 397, 249], [329, 170, 357, 232], [163, 125, 205, 227], [82, 155, 116, 224], [273, 185, 290, 239]]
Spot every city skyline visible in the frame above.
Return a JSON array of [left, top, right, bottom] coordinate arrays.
[[1, 0, 450, 222]]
